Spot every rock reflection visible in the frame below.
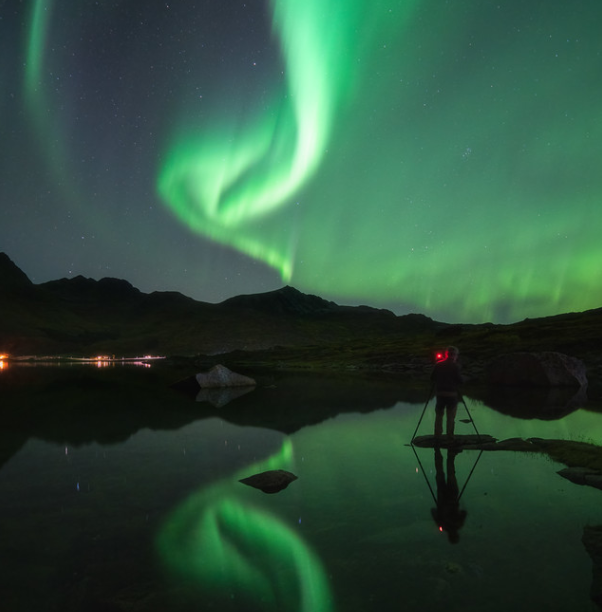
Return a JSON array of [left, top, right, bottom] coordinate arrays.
[[195, 385, 255, 407], [583, 526, 602, 610], [475, 385, 588, 420]]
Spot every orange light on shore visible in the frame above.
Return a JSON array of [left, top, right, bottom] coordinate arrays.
[[0, 355, 7, 370], [95, 356, 112, 368]]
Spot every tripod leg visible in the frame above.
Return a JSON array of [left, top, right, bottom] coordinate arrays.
[[461, 397, 481, 440], [411, 397, 431, 442]]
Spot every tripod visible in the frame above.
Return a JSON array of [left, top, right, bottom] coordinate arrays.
[[411, 390, 480, 442]]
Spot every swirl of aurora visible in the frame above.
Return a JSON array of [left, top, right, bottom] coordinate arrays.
[[157, 0, 379, 282], [21, 0, 602, 323], [158, 0, 602, 323]]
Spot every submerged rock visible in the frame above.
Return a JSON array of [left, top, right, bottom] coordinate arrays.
[[582, 526, 602, 608], [558, 467, 602, 491], [195, 364, 256, 389], [239, 469, 298, 494]]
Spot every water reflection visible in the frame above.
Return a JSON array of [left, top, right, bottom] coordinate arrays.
[[431, 448, 467, 544], [1, 367, 602, 611], [476, 384, 589, 420], [412, 444, 485, 546], [195, 384, 255, 407], [156, 439, 333, 612], [583, 525, 602, 607]]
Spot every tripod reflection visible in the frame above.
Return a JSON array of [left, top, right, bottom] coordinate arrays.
[[431, 447, 467, 544]]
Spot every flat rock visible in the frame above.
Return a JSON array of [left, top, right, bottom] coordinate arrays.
[[411, 435, 547, 452], [491, 437, 541, 451], [412, 434, 497, 449], [239, 469, 298, 494]]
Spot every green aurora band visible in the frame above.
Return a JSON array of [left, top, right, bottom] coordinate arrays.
[[157, 0, 412, 282], [23, 0, 118, 240], [22, 0, 602, 323], [158, 0, 602, 323], [24, 0, 74, 193]]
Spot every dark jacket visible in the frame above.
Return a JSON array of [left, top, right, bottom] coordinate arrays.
[[431, 359, 463, 395]]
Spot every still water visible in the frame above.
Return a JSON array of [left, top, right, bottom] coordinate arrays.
[[1, 365, 601, 611]]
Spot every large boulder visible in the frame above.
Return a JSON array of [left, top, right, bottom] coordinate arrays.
[[486, 351, 587, 387], [195, 364, 256, 388]]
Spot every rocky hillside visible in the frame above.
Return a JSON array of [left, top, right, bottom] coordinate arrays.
[[1, 252, 602, 393]]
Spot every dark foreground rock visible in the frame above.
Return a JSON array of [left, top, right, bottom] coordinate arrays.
[[239, 469, 298, 494]]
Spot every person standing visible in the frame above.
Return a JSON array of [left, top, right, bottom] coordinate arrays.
[[430, 346, 463, 440]]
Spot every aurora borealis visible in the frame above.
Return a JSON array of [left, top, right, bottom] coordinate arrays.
[[2, 0, 602, 322]]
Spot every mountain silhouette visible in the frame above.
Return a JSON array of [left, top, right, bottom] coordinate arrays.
[[0, 252, 437, 357]]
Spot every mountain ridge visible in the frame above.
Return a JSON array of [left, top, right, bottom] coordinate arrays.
[[2, 251, 602, 391], [0, 252, 438, 357]]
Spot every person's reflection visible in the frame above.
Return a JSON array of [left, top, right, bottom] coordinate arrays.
[[431, 447, 467, 544]]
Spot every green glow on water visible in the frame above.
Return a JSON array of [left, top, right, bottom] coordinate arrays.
[[156, 438, 332, 612]]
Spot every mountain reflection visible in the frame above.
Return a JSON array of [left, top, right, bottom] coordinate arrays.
[[0, 365, 595, 473]]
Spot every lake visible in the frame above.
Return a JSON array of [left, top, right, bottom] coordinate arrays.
[[1, 364, 601, 611]]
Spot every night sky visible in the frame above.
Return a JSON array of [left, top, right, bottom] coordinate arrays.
[[1, 0, 601, 323]]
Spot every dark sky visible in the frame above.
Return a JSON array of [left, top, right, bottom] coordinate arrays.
[[2, 0, 601, 323]]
